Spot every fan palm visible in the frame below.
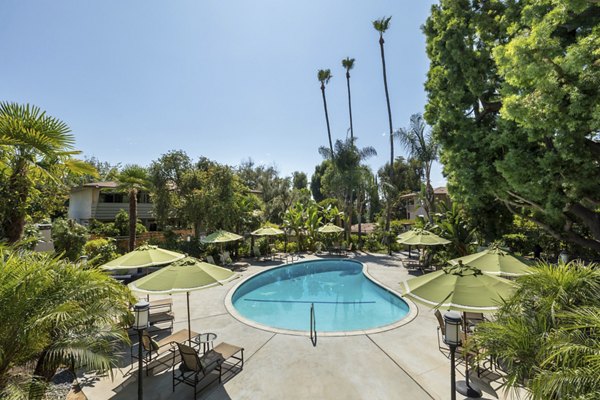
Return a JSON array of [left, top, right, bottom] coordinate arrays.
[[372, 16, 394, 253], [395, 114, 439, 222], [0, 249, 133, 398], [0, 102, 96, 243], [472, 261, 600, 399], [117, 165, 150, 251], [317, 69, 334, 160], [341, 57, 355, 140]]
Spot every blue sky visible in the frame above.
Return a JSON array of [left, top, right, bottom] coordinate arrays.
[[1, 0, 444, 187]]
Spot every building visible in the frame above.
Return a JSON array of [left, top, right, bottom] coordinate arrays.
[[399, 187, 451, 220], [68, 181, 155, 228]]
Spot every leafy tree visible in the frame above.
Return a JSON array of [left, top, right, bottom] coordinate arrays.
[[0, 102, 96, 243], [310, 160, 330, 203], [117, 164, 149, 251], [180, 160, 243, 235], [423, 0, 600, 251], [372, 16, 394, 252], [317, 69, 335, 159], [341, 57, 356, 140], [292, 171, 308, 190], [51, 218, 89, 261], [377, 157, 422, 220], [473, 261, 600, 399], [113, 209, 146, 237], [148, 150, 192, 229], [395, 114, 439, 222]]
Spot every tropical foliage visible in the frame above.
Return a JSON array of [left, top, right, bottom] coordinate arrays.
[[472, 261, 600, 399], [0, 102, 96, 243], [0, 248, 133, 398]]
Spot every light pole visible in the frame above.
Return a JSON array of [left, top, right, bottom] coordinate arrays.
[[133, 301, 150, 400], [443, 311, 462, 400]]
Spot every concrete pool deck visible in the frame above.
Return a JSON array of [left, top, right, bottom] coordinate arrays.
[[83, 252, 523, 400]]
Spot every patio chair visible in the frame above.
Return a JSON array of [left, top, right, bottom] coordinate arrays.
[[173, 342, 244, 399], [206, 255, 216, 265], [131, 330, 177, 376]]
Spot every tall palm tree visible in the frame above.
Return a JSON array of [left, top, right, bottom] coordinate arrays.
[[342, 57, 356, 140], [373, 16, 394, 254], [0, 102, 96, 243], [117, 165, 149, 251], [395, 113, 439, 222], [317, 69, 335, 159]]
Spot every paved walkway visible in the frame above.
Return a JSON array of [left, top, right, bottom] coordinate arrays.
[[83, 252, 520, 400]]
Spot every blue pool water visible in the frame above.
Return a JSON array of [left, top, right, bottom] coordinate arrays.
[[231, 259, 410, 332]]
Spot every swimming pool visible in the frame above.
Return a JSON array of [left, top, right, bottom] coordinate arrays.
[[229, 259, 410, 333]]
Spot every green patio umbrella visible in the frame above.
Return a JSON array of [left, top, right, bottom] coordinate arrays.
[[201, 230, 243, 263], [397, 229, 418, 241], [101, 244, 185, 270], [201, 230, 243, 244], [251, 227, 284, 236], [318, 223, 344, 233], [400, 262, 515, 312], [129, 256, 236, 341], [449, 246, 533, 277], [252, 227, 284, 258], [396, 229, 450, 246]]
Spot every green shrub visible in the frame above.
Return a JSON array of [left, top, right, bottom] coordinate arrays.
[[52, 218, 89, 261], [84, 238, 118, 267]]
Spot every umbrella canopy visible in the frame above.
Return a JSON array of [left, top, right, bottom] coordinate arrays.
[[129, 257, 236, 340], [251, 227, 284, 236], [318, 223, 344, 233], [397, 229, 418, 241], [449, 246, 533, 277], [396, 229, 450, 246], [101, 245, 185, 270], [201, 230, 243, 244], [400, 263, 515, 312]]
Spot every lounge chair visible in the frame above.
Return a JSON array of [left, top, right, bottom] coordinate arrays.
[[173, 342, 244, 399], [132, 329, 199, 376]]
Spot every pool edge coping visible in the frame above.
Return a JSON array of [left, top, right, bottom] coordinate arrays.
[[223, 258, 418, 337]]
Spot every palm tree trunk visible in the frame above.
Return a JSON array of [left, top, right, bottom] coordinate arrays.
[[379, 33, 394, 254], [346, 71, 354, 140], [4, 160, 29, 243], [129, 188, 138, 251], [321, 83, 334, 159]]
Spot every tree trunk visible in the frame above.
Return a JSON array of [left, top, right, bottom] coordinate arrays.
[[4, 160, 29, 243], [129, 188, 138, 251], [346, 71, 354, 140], [321, 83, 334, 160], [379, 33, 394, 255]]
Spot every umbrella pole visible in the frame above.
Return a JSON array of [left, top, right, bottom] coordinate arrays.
[[187, 292, 191, 343]]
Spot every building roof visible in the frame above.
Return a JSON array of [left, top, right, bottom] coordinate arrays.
[[399, 187, 448, 199], [81, 181, 119, 189]]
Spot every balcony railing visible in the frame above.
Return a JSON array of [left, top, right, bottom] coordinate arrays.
[[91, 203, 154, 220]]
